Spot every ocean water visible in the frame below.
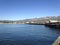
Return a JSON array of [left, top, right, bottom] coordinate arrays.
[[0, 24, 60, 45]]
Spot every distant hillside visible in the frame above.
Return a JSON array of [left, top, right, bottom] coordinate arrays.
[[0, 16, 60, 24], [18, 16, 60, 24]]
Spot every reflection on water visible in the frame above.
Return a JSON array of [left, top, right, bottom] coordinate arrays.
[[0, 24, 60, 45]]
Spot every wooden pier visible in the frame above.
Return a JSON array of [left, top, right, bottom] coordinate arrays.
[[45, 20, 60, 28], [52, 36, 60, 45]]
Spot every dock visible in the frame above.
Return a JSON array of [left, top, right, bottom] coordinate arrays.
[[52, 36, 60, 45], [45, 20, 60, 28]]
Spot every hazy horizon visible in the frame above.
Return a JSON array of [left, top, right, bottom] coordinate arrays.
[[0, 0, 60, 20]]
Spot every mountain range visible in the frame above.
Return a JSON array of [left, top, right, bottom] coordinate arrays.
[[0, 16, 60, 24]]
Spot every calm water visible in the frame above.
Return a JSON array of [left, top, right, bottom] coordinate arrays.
[[0, 24, 60, 45]]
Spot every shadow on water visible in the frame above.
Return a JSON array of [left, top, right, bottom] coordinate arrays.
[[44, 25, 60, 30], [44, 25, 60, 38], [44, 25, 60, 35]]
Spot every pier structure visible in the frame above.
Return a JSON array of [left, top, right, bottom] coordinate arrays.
[[45, 20, 60, 28], [52, 36, 60, 45]]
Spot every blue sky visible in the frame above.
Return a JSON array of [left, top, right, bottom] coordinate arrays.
[[0, 0, 60, 20]]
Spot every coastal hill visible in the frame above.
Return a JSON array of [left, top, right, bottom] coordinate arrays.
[[17, 16, 60, 24], [0, 16, 60, 24]]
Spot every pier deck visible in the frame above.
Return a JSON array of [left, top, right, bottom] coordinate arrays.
[[52, 36, 60, 45]]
